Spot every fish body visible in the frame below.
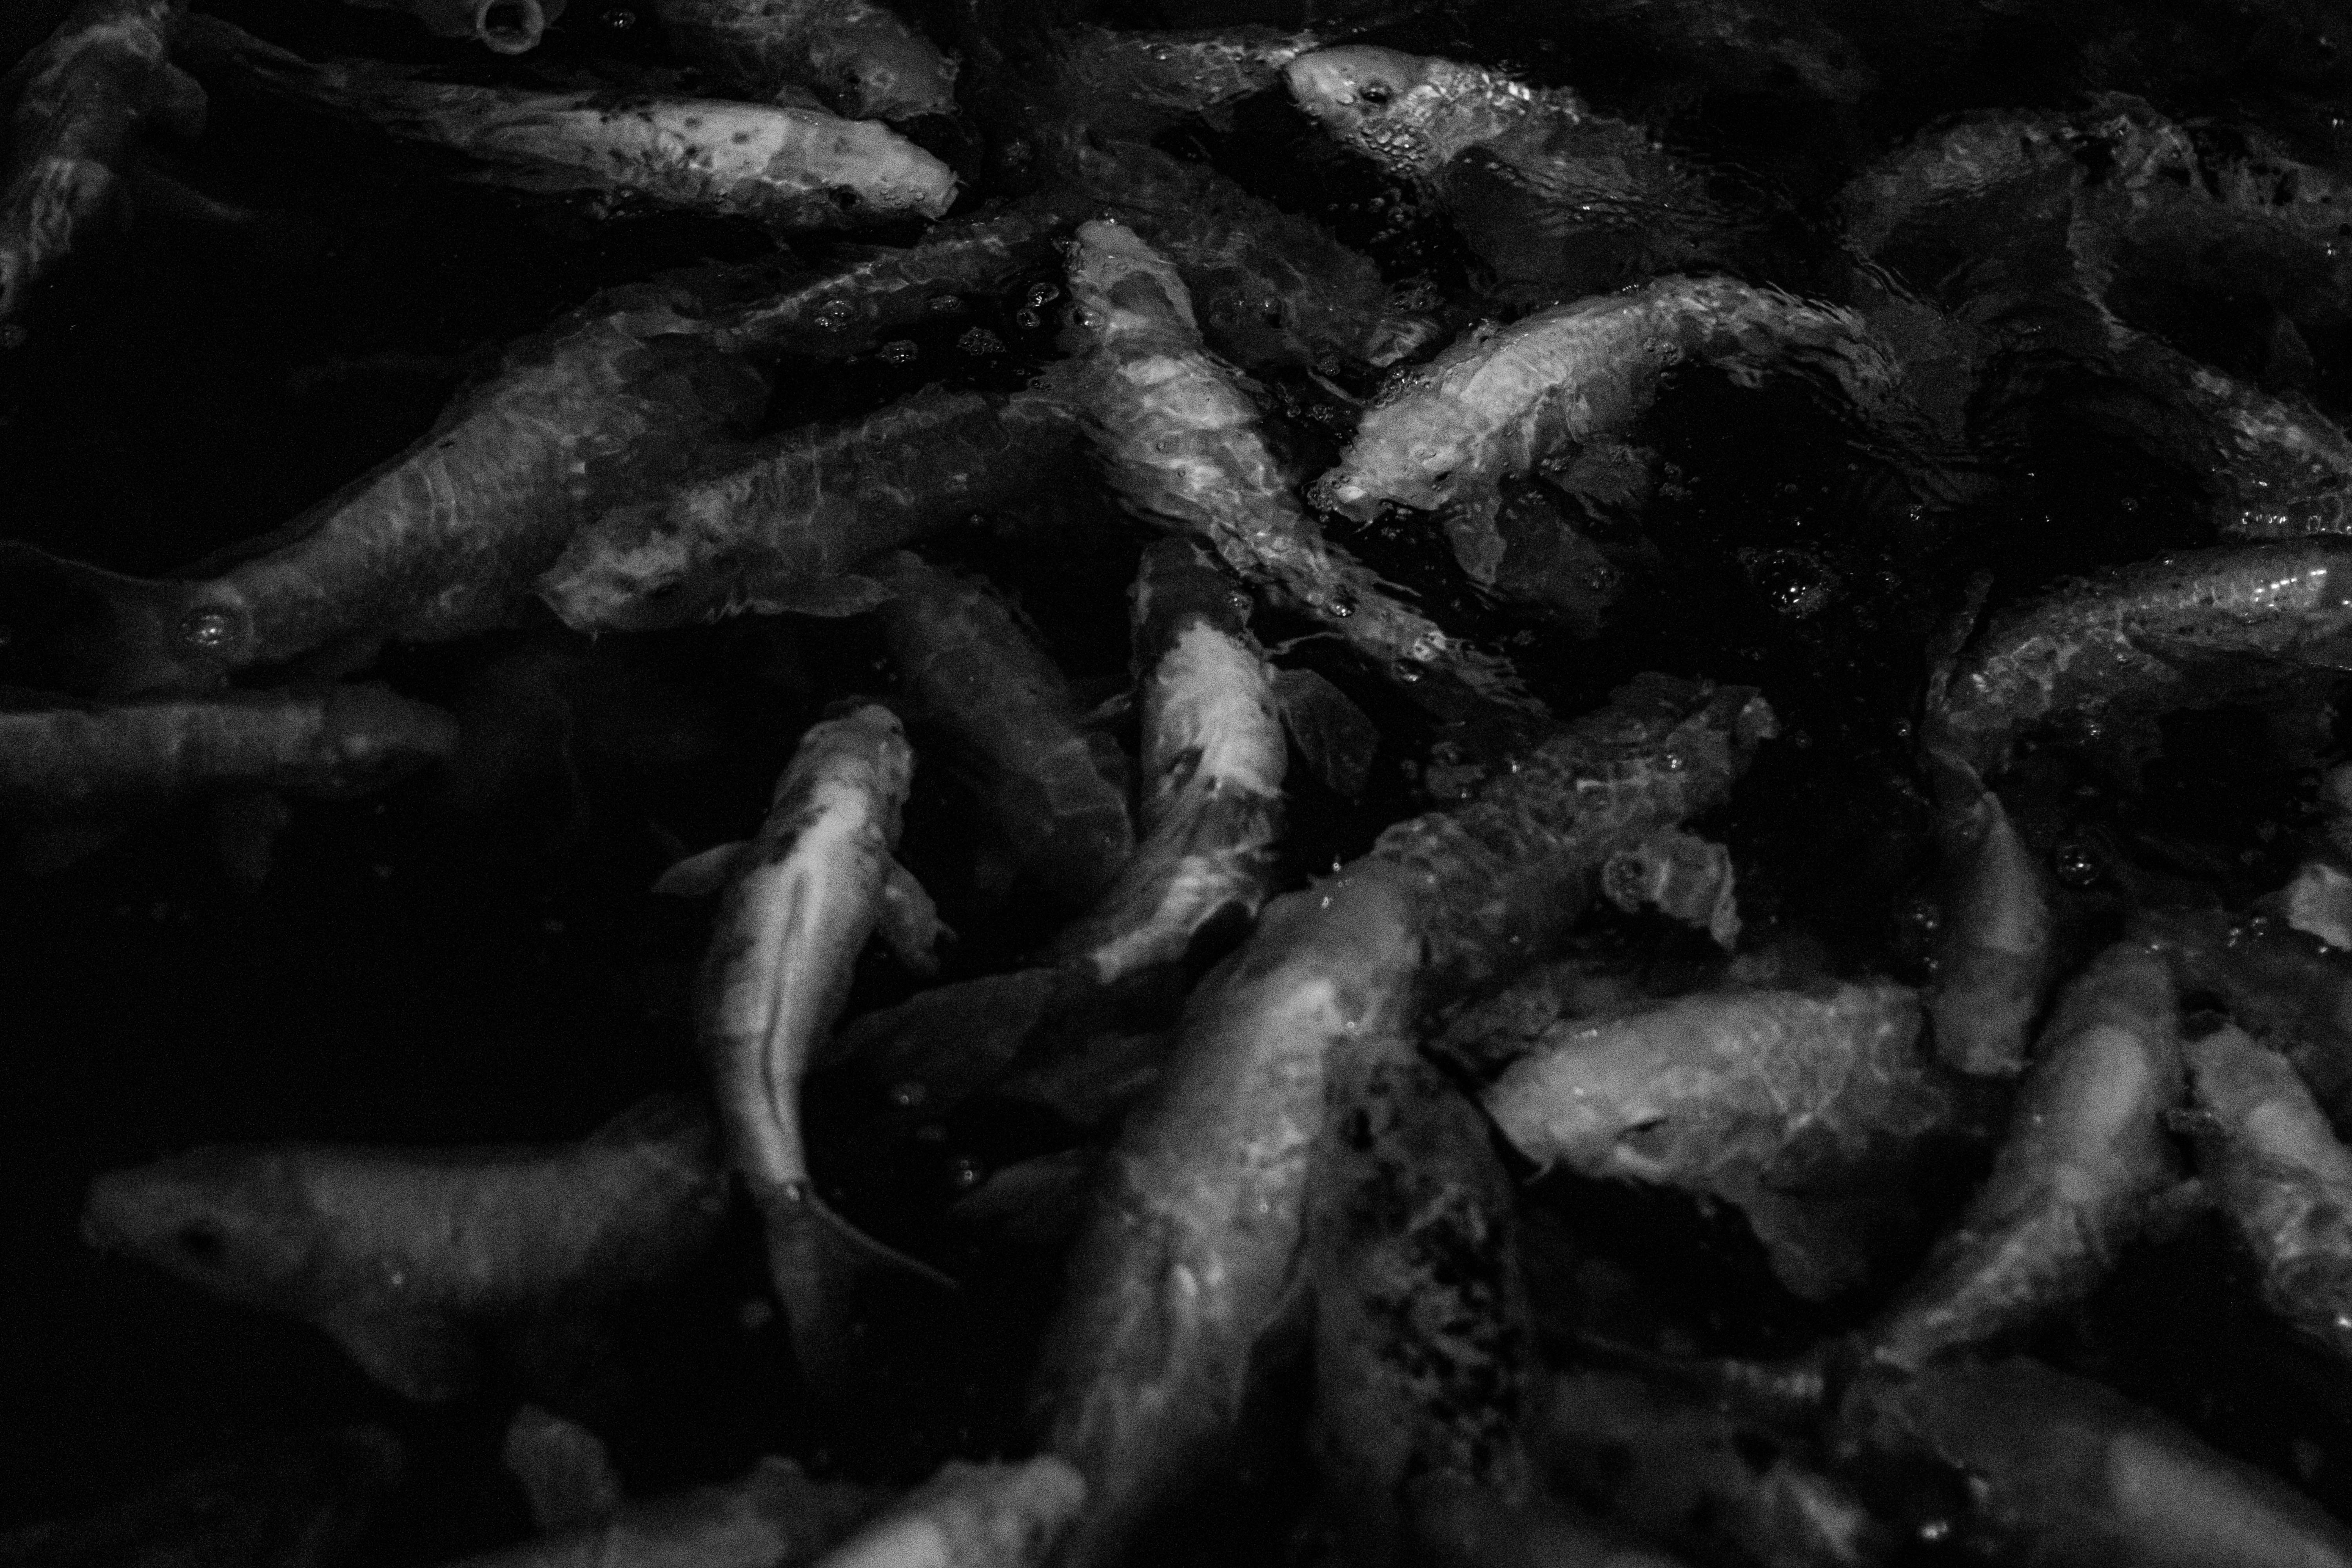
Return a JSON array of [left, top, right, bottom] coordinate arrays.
[[1925, 757, 2056, 1078], [1054, 218, 1528, 715], [1864, 943, 2185, 1372], [0, 684, 457, 806], [652, 0, 957, 123], [180, 16, 956, 229], [806, 1459, 1085, 1568], [1552, 0, 1877, 103], [1929, 540, 2352, 779], [539, 387, 1082, 632], [2185, 1024, 2352, 1365], [876, 555, 1134, 908], [1482, 980, 1960, 1299], [1315, 277, 1933, 586], [1051, 541, 1285, 982], [695, 704, 924, 1370], [1033, 677, 1772, 1568], [1838, 1357, 2352, 1567], [446, 1457, 889, 1568], [3, 283, 766, 699], [80, 1095, 727, 1401], [0, 0, 202, 323], [1037, 24, 1323, 137]]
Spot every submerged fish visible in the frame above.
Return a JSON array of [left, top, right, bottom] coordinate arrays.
[[0, 0, 205, 323], [1546, 0, 1878, 103], [2183, 1023, 2352, 1367], [1482, 979, 1962, 1300], [348, 0, 563, 54], [1283, 44, 1759, 300], [804, 1459, 1085, 1568], [1863, 942, 2185, 1372], [875, 554, 1134, 909], [2138, 907, 2352, 1129], [0, 1427, 402, 1568], [1051, 218, 1530, 717], [652, 0, 958, 124], [1923, 755, 2056, 1078], [0, 280, 766, 699], [538, 386, 1082, 633], [1928, 539, 2352, 780], [500, 1406, 623, 1534], [81, 1094, 727, 1401], [446, 1456, 889, 1568], [689, 703, 941, 1379], [179, 16, 957, 229], [1031, 676, 1772, 1568], [1314, 277, 1947, 592], [1049, 541, 1285, 982]]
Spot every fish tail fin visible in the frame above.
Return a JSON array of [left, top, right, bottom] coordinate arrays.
[[0, 542, 229, 697], [762, 1186, 956, 1394]]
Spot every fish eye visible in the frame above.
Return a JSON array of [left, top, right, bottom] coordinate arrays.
[[1359, 82, 1394, 106], [174, 1223, 226, 1264]]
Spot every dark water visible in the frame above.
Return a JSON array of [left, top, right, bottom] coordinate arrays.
[[2, 0, 2351, 1558]]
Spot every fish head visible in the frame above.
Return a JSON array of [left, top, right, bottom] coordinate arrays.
[[1064, 220, 1200, 344], [1283, 47, 1442, 173], [313, 686, 463, 793], [83, 1147, 324, 1306], [1494, 1020, 1691, 1181]]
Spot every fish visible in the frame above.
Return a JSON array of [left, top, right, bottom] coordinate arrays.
[[1862, 941, 2186, 1372], [1923, 755, 2056, 1078], [875, 554, 1135, 909], [1309, 1030, 1668, 1568], [688, 702, 945, 1380], [537, 385, 1083, 633], [1051, 217, 1532, 718], [345, 0, 564, 54], [80, 1093, 728, 1401], [445, 1456, 890, 1568], [1048, 540, 1286, 982], [1534, 1367, 1898, 1568], [1029, 676, 1772, 1568], [650, 0, 959, 125], [0, 279, 768, 699], [1927, 540, 2352, 781], [1033, 23, 1330, 138], [1481, 979, 1965, 1301], [1282, 45, 1761, 301], [0, 1427, 403, 1568], [177, 16, 958, 230], [804, 1459, 1085, 1568], [1835, 1357, 2352, 1567], [2182, 1023, 2352, 1366], [2137, 906, 2352, 1132], [501, 1406, 624, 1534], [1043, 132, 1440, 373], [0, 0, 205, 323], [1597, 828, 1740, 948], [1545, 0, 1878, 104], [1313, 276, 1951, 593]]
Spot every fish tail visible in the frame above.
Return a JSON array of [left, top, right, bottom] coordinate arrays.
[[0, 542, 230, 697], [761, 1184, 955, 1394]]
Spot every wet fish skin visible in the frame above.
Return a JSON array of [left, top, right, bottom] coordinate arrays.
[[445, 1456, 889, 1568], [179, 16, 957, 230], [875, 554, 1134, 909], [1929, 540, 2352, 781], [0, 1426, 403, 1568], [80, 1094, 727, 1401], [1924, 756, 2056, 1078], [1031, 677, 1771, 1568], [1050, 540, 1285, 982], [0, 683, 458, 805], [1863, 942, 2185, 1373], [538, 386, 1083, 633], [2185, 1024, 2352, 1366], [1053, 217, 1531, 717], [1836, 1357, 2352, 1567], [1037, 23, 1325, 137], [653, 0, 958, 124], [0, 0, 202, 323], [1482, 979, 1960, 1300]]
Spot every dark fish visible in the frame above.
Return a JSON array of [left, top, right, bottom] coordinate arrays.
[[346, 0, 563, 54], [0, 0, 203, 323], [0, 1428, 402, 1568], [538, 386, 1082, 633], [178, 16, 958, 229], [81, 1095, 727, 1401], [1036, 24, 1328, 137], [501, 1406, 623, 1534], [1862, 942, 2185, 1372], [1030, 676, 1772, 1568], [0, 281, 767, 698], [876, 554, 1135, 909], [446, 1456, 889, 1568], [650, 0, 958, 125], [1543, 0, 1877, 103], [1049, 541, 1285, 982]]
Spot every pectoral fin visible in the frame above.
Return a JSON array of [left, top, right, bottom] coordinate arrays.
[[874, 857, 951, 975], [1272, 667, 1377, 798], [652, 840, 746, 898], [316, 1308, 480, 1402]]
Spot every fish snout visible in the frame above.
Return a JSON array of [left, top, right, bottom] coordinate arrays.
[[1282, 55, 1357, 121]]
